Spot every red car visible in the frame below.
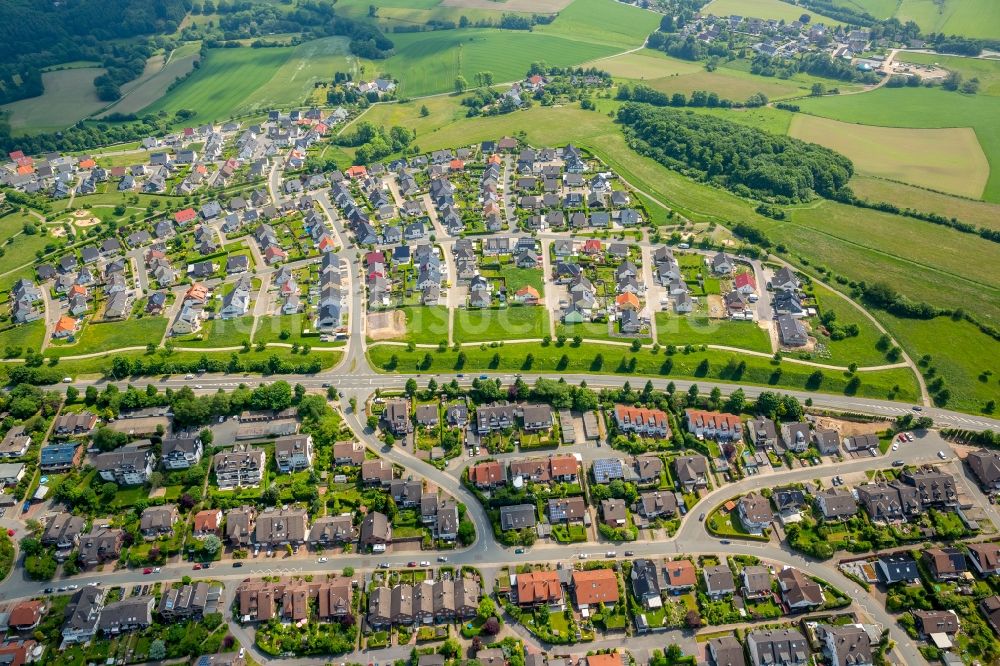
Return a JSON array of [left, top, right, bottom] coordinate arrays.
[[6, 529, 13, 537], [407, 561, 417, 567], [193, 564, 202, 570], [143, 568, 153, 575]]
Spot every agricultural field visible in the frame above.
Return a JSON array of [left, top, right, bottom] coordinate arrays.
[[796, 87, 1000, 202], [788, 114, 989, 198], [368, 342, 921, 400], [453, 307, 549, 343], [242, 37, 355, 110], [893, 0, 1000, 39], [777, 200, 1000, 321], [848, 175, 1000, 232], [140, 47, 296, 123], [654, 314, 772, 354], [897, 52, 1000, 97], [97, 42, 202, 118], [702, 0, 845, 25], [0, 67, 108, 135], [0, 211, 59, 284], [535, 0, 661, 50], [370, 29, 623, 98]]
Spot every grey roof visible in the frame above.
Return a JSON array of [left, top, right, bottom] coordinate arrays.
[[499, 504, 537, 530]]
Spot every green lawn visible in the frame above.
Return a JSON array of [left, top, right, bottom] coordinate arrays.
[[0, 212, 60, 283], [454, 307, 549, 343], [806, 283, 891, 367], [557, 321, 622, 342], [0, 319, 45, 354], [369, 341, 920, 401], [878, 314, 1000, 414], [535, 0, 661, 49], [702, 0, 846, 25], [655, 313, 772, 353], [848, 175, 1000, 232], [47, 317, 168, 357], [0, 67, 108, 134], [254, 314, 322, 346], [174, 316, 256, 348], [498, 266, 545, 295], [893, 0, 1000, 39], [401, 305, 450, 345], [896, 52, 1000, 97]]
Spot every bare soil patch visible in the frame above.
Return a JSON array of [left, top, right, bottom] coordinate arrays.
[[705, 294, 725, 319], [367, 310, 407, 341], [74, 216, 101, 228], [813, 416, 887, 437]]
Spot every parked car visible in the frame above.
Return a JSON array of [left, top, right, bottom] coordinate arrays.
[[624, 550, 634, 557], [938, 450, 948, 460], [143, 568, 153, 575], [437, 556, 448, 562], [514, 548, 525, 554], [233, 562, 243, 567], [193, 564, 202, 570], [420, 560, 430, 567], [407, 561, 417, 567], [892, 459, 905, 467]]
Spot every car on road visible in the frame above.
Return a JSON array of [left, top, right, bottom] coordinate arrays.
[[62, 377, 72, 383], [57, 586, 67, 592], [457, 373, 464, 378], [605, 551, 616, 558], [514, 548, 525, 554], [624, 550, 634, 557], [407, 561, 417, 567], [719, 540, 731, 545], [195, 384, 203, 389], [67, 584, 78, 590], [479, 374, 488, 379], [437, 556, 448, 562], [578, 553, 588, 560], [699, 512, 705, 522], [185, 374, 194, 380], [143, 568, 153, 575], [322, 382, 331, 388], [892, 443, 899, 451], [153, 567, 160, 573], [912, 406, 923, 411], [379, 562, 390, 569], [6, 529, 13, 536], [892, 459, 905, 467], [938, 450, 948, 460], [193, 564, 202, 570], [88, 581, 100, 587], [44, 587, 54, 594], [317, 557, 328, 563], [233, 562, 243, 567], [420, 561, 430, 567]]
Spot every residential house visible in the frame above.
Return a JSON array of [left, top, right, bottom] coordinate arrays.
[[815, 488, 858, 520], [516, 570, 563, 607], [630, 559, 662, 609], [99, 596, 154, 635], [635, 491, 677, 519], [741, 565, 773, 600], [968, 542, 1000, 576], [708, 636, 746, 666], [94, 446, 154, 486], [499, 504, 537, 531], [193, 510, 222, 538], [382, 398, 413, 436], [360, 511, 392, 548], [161, 436, 203, 470], [62, 588, 106, 644], [255, 508, 309, 547], [572, 569, 619, 609], [967, 449, 1000, 490], [78, 528, 124, 567], [820, 625, 872, 666], [703, 565, 736, 599], [875, 553, 919, 585], [273, 435, 314, 473], [548, 497, 587, 523], [745, 629, 809, 666], [738, 493, 774, 533], [663, 559, 697, 593], [913, 610, 961, 638], [333, 441, 366, 466], [673, 455, 709, 491], [778, 567, 823, 610], [225, 506, 256, 547], [140, 504, 179, 538], [600, 498, 627, 528], [780, 422, 811, 453], [922, 547, 967, 581], [686, 410, 743, 441], [613, 405, 670, 438], [214, 445, 266, 489]]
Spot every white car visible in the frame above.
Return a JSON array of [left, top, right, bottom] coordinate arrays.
[[185, 374, 194, 380], [892, 443, 899, 451], [578, 553, 588, 560], [419, 561, 430, 567], [317, 557, 328, 563], [62, 377, 72, 383], [938, 450, 948, 460]]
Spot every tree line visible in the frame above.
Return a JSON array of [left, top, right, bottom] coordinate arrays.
[[616, 102, 853, 203]]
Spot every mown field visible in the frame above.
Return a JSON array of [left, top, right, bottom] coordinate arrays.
[[796, 87, 1000, 202], [654, 314, 772, 354], [0, 211, 58, 287], [534, 0, 662, 50], [0, 320, 45, 353], [702, 0, 846, 25], [808, 283, 892, 367], [402, 305, 450, 345], [454, 307, 550, 343], [788, 114, 989, 198], [368, 342, 921, 401], [893, 0, 1000, 39], [848, 175, 1000, 232], [0, 68, 108, 135], [47, 318, 169, 357]]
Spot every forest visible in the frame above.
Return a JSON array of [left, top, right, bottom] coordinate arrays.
[[0, 0, 189, 104], [616, 102, 853, 202]]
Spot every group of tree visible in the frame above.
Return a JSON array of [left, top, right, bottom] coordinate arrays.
[[616, 102, 853, 202], [335, 121, 414, 164], [618, 83, 742, 109]]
